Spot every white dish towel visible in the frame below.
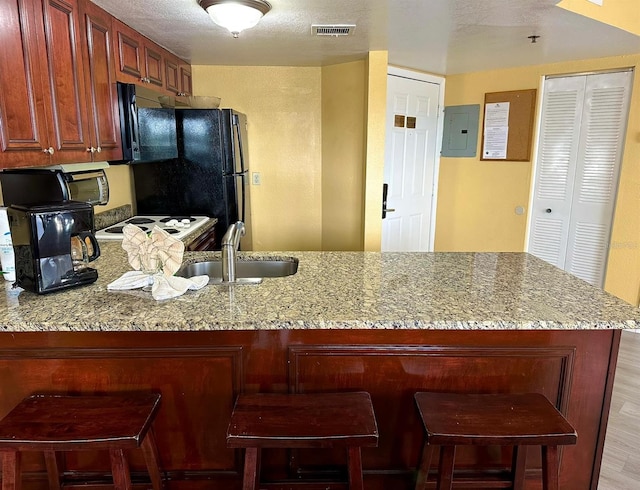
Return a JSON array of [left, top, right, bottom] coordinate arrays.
[[107, 224, 208, 300]]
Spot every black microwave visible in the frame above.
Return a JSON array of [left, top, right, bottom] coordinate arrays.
[[112, 82, 179, 164]]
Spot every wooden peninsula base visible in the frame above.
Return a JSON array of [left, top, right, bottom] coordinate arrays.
[[0, 328, 620, 490]]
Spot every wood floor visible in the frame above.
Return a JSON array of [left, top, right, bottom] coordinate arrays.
[[598, 330, 640, 489]]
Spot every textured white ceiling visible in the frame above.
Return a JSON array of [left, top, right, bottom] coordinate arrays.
[[92, 0, 640, 74]]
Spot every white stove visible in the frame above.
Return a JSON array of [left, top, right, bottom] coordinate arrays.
[[96, 215, 210, 241]]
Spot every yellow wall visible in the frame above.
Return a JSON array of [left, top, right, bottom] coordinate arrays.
[[362, 51, 389, 251], [321, 60, 366, 251], [435, 68, 534, 252], [192, 61, 382, 252], [193, 65, 323, 251], [440, 54, 640, 305], [559, 0, 640, 36]]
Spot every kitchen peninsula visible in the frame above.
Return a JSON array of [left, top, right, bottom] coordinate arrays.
[[0, 243, 638, 489]]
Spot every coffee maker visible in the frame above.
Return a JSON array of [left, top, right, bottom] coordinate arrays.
[[8, 201, 100, 294]]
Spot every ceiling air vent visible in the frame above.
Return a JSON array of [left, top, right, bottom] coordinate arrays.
[[312, 24, 356, 37]]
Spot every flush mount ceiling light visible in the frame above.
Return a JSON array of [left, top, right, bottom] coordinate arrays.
[[199, 0, 271, 38]]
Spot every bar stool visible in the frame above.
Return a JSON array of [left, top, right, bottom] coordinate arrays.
[[414, 392, 577, 490], [227, 391, 378, 490], [0, 393, 164, 490]]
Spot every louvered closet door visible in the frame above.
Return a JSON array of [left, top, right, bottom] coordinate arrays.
[[529, 71, 632, 287], [529, 76, 585, 269]]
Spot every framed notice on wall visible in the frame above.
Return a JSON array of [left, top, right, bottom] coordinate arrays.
[[481, 89, 537, 161]]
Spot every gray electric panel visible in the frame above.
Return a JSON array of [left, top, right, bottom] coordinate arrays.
[[441, 104, 480, 157]]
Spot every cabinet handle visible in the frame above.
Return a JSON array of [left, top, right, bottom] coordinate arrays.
[[42, 147, 54, 155], [96, 146, 102, 153], [545, 208, 552, 213], [140, 77, 150, 83], [87, 147, 96, 153]]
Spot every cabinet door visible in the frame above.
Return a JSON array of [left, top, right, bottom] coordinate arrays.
[[179, 63, 192, 96], [113, 18, 167, 91], [0, 0, 51, 168], [143, 43, 164, 89], [113, 18, 143, 84], [80, 0, 122, 161], [187, 227, 218, 251], [40, 0, 91, 164], [165, 53, 180, 95]]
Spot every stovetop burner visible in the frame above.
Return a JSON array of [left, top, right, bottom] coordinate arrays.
[[159, 216, 196, 223], [126, 217, 155, 225], [104, 225, 149, 234]]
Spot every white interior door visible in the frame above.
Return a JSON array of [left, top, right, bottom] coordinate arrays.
[[528, 70, 632, 287], [382, 73, 441, 252]]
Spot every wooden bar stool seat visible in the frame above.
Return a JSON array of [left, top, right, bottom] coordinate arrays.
[[0, 393, 164, 490], [414, 392, 577, 490], [227, 392, 378, 490]]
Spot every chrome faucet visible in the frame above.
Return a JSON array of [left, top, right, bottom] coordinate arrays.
[[221, 221, 245, 282]]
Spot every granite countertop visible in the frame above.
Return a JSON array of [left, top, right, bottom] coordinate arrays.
[[1, 242, 639, 332]]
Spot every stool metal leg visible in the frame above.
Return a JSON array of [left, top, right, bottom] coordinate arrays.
[[1, 451, 21, 490], [141, 428, 164, 490], [436, 446, 456, 490], [414, 444, 435, 490], [44, 451, 62, 490], [109, 448, 133, 490], [542, 445, 559, 490], [511, 446, 527, 490], [347, 446, 364, 490], [242, 447, 261, 490]]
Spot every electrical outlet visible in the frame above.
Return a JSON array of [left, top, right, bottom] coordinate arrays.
[[252, 172, 261, 185]]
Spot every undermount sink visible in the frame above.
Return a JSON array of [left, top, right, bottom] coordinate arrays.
[[176, 258, 298, 284]]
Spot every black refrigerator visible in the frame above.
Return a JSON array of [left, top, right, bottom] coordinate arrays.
[[132, 109, 252, 249]]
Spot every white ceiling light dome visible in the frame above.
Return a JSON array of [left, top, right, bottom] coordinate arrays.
[[199, 0, 271, 38]]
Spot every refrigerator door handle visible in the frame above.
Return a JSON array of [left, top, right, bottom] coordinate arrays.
[[240, 173, 246, 223], [233, 115, 246, 174]]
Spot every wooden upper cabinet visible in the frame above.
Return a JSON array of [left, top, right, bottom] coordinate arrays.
[[113, 19, 143, 82], [0, 0, 189, 168], [0, 0, 91, 167], [165, 53, 180, 95], [113, 19, 164, 90], [179, 63, 193, 97], [79, 0, 122, 161], [40, 0, 92, 164], [166, 53, 192, 96], [113, 18, 192, 97], [0, 0, 51, 167], [144, 44, 164, 89]]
